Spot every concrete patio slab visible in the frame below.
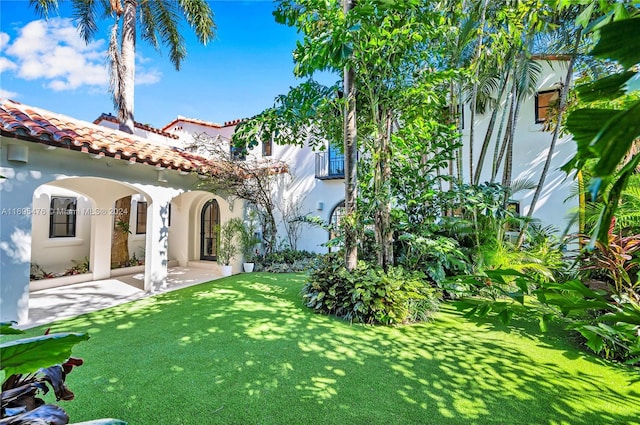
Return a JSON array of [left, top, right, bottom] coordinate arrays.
[[22, 266, 221, 329]]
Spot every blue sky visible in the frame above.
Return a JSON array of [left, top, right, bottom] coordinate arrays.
[[0, 1, 334, 128]]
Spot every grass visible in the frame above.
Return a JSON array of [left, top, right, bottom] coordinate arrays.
[[6, 273, 640, 424]]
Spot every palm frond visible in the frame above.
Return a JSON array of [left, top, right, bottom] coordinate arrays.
[[28, 0, 59, 18], [152, 1, 186, 70], [178, 0, 216, 45], [70, 0, 102, 42], [515, 59, 543, 101], [508, 177, 537, 195], [139, 0, 160, 51]]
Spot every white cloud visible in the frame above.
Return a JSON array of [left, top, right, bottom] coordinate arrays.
[[0, 32, 10, 50], [1, 18, 163, 92], [136, 68, 162, 85], [0, 88, 18, 98], [2, 18, 108, 90], [0, 57, 17, 73]]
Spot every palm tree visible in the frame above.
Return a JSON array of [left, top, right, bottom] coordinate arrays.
[[30, 0, 216, 134], [343, 0, 358, 271]]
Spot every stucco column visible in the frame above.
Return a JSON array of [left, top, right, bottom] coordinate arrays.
[[90, 199, 113, 280], [0, 165, 40, 324], [143, 192, 173, 292]]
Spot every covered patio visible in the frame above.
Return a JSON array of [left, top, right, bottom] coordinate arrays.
[[21, 265, 221, 329]]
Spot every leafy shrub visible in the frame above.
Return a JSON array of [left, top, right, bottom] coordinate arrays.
[[254, 249, 319, 273], [302, 253, 441, 325], [579, 231, 640, 303], [397, 233, 470, 285]]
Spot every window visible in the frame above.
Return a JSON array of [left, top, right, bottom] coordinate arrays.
[[201, 199, 220, 260], [535, 90, 559, 124], [329, 201, 346, 242], [49, 197, 77, 238], [505, 200, 521, 233], [328, 145, 345, 176], [230, 144, 246, 161], [136, 202, 147, 234], [262, 137, 273, 157]]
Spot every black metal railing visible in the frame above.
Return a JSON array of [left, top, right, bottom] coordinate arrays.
[[315, 151, 345, 179]]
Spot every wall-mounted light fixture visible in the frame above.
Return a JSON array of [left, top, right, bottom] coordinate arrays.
[[316, 201, 324, 211], [157, 169, 168, 183], [7, 144, 29, 163]]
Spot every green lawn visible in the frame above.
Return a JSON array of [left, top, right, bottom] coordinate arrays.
[[11, 273, 640, 424]]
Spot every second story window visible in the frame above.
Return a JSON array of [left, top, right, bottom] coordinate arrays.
[[535, 90, 559, 124], [328, 145, 344, 176], [136, 202, 147, 234], [49, 197, 77, 238]]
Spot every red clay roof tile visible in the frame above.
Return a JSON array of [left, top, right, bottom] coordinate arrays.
[[93, 113, 180, 139], [0, 99, 214, 173], [161, 115, 244, 132]]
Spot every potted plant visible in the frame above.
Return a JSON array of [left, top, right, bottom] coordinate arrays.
[[237, 213, 260, 272], [217, 218, 241, 276]]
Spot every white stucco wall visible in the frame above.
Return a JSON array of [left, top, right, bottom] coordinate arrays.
[[459, 59, 576, 234], [30, 186, 92, 275]]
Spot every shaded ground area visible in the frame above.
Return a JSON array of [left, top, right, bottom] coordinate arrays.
[[10, 273, 640, 424], [23, 266, 220, 329]]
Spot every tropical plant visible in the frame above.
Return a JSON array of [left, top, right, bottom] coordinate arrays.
[[30, 263, 57, 280], [564, 13, 640, 244], [579, 228, 640, 303], [303, 253, 441, 325], [0, 323, 126, 424], [236, 213, 260, 263], [64, 257, 90, 276], [396, 232, 469, 287], [30, 0, 216, 133], [217, 218, 241, 266]]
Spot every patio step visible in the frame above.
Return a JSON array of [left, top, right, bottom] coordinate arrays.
[[186, 260, 221, 272]]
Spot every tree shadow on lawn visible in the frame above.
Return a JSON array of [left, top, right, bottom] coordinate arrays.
[[40, 273, 640, 425]]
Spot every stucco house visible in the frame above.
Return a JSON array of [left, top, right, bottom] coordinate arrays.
[[0, 100, 247, 324], [0, 57, 575, 324]]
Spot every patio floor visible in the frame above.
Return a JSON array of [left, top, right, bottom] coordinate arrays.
[[22, 266, 221, 329]]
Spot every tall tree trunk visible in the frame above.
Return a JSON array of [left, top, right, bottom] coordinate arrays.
[[468, 0, 489, 184], [490, 81, 512, 182], [343, 0, 358, 271], [501, 82, 521, 194], [474, 70, 508, 184], [111, 196, 131, 267], [374, 109, 394, 270], [119, 0, 136, 134], [516, 35, 579, 248]]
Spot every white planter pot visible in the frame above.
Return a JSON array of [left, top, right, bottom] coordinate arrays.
[[243, 262, 255, 273], [220, 265, 233, 276]]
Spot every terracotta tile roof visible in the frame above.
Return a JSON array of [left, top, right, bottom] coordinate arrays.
[[93, 113, 180, 139], [161, 115, 245, 132], [0, 99, 213, 172]]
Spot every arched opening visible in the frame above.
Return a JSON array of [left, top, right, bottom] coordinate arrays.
[[329, 200, 345, 244], [200, 199, 220, 261]]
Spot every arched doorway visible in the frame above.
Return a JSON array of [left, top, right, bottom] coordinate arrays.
[[200, 199, 220, 260]]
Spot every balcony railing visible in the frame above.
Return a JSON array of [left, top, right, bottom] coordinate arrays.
[[315, 151, 345, 179]]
